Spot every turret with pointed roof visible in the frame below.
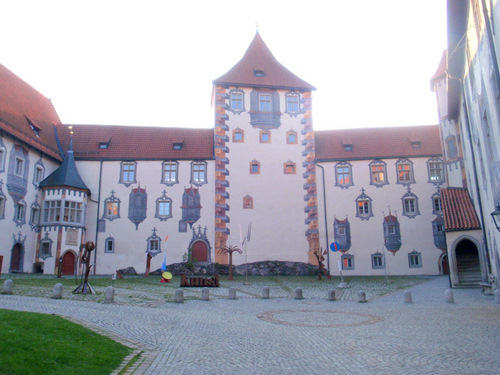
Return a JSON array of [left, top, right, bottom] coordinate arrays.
[[213, 32, 315, 91]]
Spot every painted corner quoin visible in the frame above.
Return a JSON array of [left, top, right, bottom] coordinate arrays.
[[214, 85, 230, 264], [302, 91, 319, 263]]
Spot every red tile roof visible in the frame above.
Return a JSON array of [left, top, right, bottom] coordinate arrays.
[[441, 187, 481, 231], [0, 64, 62, 161], [315, 125, 442, 161], [213, 32, 315, 91], [55, 124, 214, 160], [430, 50, 447, 90]]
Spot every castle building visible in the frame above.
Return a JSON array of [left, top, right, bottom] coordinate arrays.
[[0, 31, 453, 278]]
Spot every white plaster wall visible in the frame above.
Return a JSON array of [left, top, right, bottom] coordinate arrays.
[[76, 159, 215, 275], [223, 87, 310, 264], [318, 157, 443, 276]]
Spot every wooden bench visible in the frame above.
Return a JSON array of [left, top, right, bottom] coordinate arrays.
[[180, 273, 220, 287]]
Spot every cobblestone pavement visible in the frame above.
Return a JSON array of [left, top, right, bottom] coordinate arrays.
[[1, 276, 499, 374]]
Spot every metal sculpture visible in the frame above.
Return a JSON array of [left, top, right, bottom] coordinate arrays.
[[73, 241, 96, 294]]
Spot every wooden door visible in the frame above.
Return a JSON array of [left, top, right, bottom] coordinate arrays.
[[61, 252, 75, 275], [10, 244, 21, 272], [191, 241, 208, 262]]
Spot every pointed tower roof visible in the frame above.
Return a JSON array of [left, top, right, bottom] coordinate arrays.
[[213, 32, 315, 91], [39, 138, 89, 192]]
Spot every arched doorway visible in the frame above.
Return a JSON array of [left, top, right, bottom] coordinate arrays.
[[455, 239, 481, 285], [61, 251, 76, 275], [439, 252, 450, 275], [191, 241, 208, 262], [10, 243, 22, 272]]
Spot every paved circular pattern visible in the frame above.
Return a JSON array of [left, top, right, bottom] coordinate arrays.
[[257, 309, 385, 327]]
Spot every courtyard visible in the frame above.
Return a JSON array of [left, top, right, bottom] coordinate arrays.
[[0, 275, 499, 374]]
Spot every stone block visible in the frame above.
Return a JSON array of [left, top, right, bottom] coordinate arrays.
[[445, 289, 454, 304], [262, 286, 270, 299], [1, 279, 13, 295], [201, 287, 210, 301], [404, 290, 412, 304], [229, 287, 237, 300], [327, 290, 336, 301], [52, 283, 63, 299], [357, 290, 367, 303], [104, 286, 115, 303], [294, 288, 303, 299], [175, 289, 184, 303]]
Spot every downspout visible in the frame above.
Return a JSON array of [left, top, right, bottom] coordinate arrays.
[[314, 162, 330, 274], [92, 160, 103, 275], [461, 83, 492, 275]]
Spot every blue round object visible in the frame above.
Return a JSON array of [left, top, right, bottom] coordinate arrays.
[[330, 242, 340, 252]]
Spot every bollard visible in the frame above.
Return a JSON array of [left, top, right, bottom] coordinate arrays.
[[445, 289, 454, 304], [328, 290, 336, 301], [404, 290, 412, 304], [294, 288, 303, 299], [494, 289, 500, 304], [357, 290, 367, 303], [175, 289, 184, 303], [104, 286, 115, 303], [52, 283, 63, 299], [1, 279, 13, 295], [201, 287, 210, 301], [229, 288, 237, 300], [262, 286, 270, 299]]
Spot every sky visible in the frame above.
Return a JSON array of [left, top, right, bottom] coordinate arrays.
[[1, 0, 447, 131]]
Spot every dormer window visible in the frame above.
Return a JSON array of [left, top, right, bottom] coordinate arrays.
[[411, 142, 421, 149], [99, 142, 109, 149], [344, 144, 353, 151], [342, 138, 353, 152], [254, 69, 264, 77], [26, 117, 41, 137], [173, 142, 183, 150]]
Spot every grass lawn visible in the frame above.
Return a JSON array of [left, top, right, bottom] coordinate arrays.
[[0, 309, 131, 375]]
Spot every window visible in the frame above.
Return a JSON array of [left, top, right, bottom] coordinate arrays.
[[173, 142, 183, 150], [149, 239, 159, 252], [230, 90, 244, 113], [120, 161, 137, 186], [285, 92, 300, 115], [30, 206, 40, 226], [339, 227, 346, 235], [0, 147, 5, 172], [250, 160, 260, 174], [43, 200, 61, 223], [388, 225, 396, 234], [155, 191, 172, 221], [0, 195, 5, 220], [63, 201, 83, 224], [34, 165, 44, 185], [14, 201, 26, 224], [341, 254, 354, 270], [284, 161, 296, 174], [15, 157, 24, 177], [396, 159, 414, 184], [105, 237, 115, 253], [408, 251, 422, 268], [191, 162, 207, 185], [243, 195, 253, 209], [254, 69, 264, 77], [355, 188, 373, 220], [335, 162, 353, 188], [402, 188, 420, 218], [103, 191, 120, 221], [372, 253, 385, 269], [369, 160, 388, 187], [260, 130, 271, 144], [99, 142, 109, 149], [428, 158, 444, 184], [162, 162, 178, 185], [259, 93, 272, 112], [146, 228, 162, 256], [286, 130, 297, 144], [233, 128, 244, 143], [39, 232, 53, 259], [446, 136, 458, 159], [432, 194, 442, 214]]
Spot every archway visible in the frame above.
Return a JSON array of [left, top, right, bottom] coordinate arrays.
[[455, 239, 481, 285], [191, 241, 208, 262], [61, 251, 76, 275], [10, 243, 22, 272], [439, 252, 450, 275]]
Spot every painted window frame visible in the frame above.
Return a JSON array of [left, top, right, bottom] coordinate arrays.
[[190, 161, 208, 186], [258, 93, 272, 112], [232, 128, 244, 143], [104, 236, 115, 253], [283, 161, 296, 175], [335, 161, 354, 189], [427, 157, 444, 184], [229, 89, 245, 114], [432, 192, 443, 215], [250, 160, 260, 174], [146, 228, 162, 256], [408, 251, 423, 268], [32, 160, 45, 188], [39, 232, 53, 260], [285, 92, 300, 116], [341, 254, 355, 270], [103, 191, 120, 221], [162, 161, 179, 186], [355, 188, 373, 221], [369, 160, 388, 187], [14, 156, 25, 177], [119, 161, 137, 187], [243, 195, 253, 209], [0, 138, 5, 173], [0, 185, 5, 220], [259, 130, 271, 144], [395, 158, 415, 185], [155, 190, 173, 221], [286, 130, 298, 144], [29, 200, 41, 231], [402, 189, 420, 218], [13, 200, 26, 227], [371, 253, 385, 269]]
